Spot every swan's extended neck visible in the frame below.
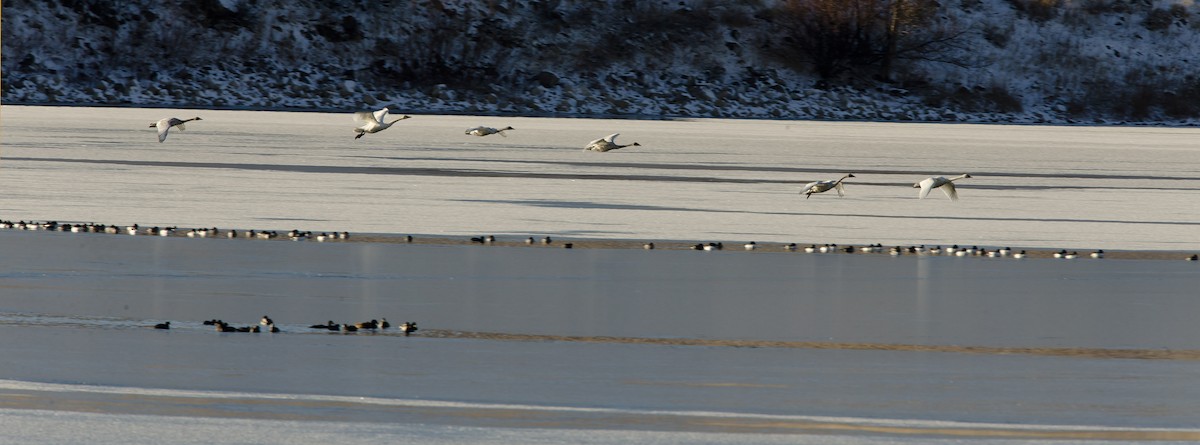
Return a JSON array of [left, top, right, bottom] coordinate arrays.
[[949, 174, 971, 181]]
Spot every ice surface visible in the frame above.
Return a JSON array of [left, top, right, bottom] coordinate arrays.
[[2, 106, 1199, 443], [2, 106, 1199, 251]]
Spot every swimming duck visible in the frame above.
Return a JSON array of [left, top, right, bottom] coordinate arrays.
[[400, 322, 418, 336], [153, 321, 171, 330], [309, 320, 336, 330]]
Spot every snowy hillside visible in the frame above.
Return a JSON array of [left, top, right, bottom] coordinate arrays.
[[3, 0, 1199, 125]]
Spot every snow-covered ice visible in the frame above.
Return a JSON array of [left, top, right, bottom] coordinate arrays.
[[1, 106, 1199, 443], [2, 106, 1198, 251]]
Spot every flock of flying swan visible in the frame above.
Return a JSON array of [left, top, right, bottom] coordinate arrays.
[[154, 110, 971, 199], [803, 173, 973, 200]]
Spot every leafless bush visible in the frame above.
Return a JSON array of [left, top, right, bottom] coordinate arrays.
[[1007, 0, 1060, 22]]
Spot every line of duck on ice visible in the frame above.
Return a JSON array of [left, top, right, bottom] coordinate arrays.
[[151, 315, 418, 336], [0, 220, 350, 242]]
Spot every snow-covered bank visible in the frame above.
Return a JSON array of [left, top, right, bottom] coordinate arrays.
[[4, 0, 1200, 125]]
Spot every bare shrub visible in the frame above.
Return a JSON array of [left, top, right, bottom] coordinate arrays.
[[1143, 7, 1174, 32], [1007, 0, 1060, 22]]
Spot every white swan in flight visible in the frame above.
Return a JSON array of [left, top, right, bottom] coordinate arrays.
[[150, 117, 201, 143], [353, 108, 410, 139], [584, 133, 640, 152], [801, 174, 855, 199], [914, 174, 971, 200], [466, 126, 514, 137]]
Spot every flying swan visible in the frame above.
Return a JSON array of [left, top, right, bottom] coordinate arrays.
[[801, 174, 855, 199], [466, 126, 514, 137], [354, 108, 410, 139], [584, 133, 640, 152], [150, 117, 201, 143], [914, 174, 971, 200]]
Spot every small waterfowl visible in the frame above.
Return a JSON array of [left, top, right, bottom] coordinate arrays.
[[399, 322, 418, 336], [1012, 250, 1027, 259], [541, 236, 552, 245], [353, 108, 410, 139], [379, 318, 391, 329], [744, 241, 757, 251], [1090, 250, 1104, 259], [1187, 254, 1198, 261], [1053, 250, 1067, 259], [914, 174, 971, 200], [151, 117, 202, 143], [783, 243, 797, 251], [268, 323, 280, 333], [216, 322, 237, 332], [801, 174, 855, 199], [340, 324, 358, 333], [260, 315, 273, 326], [1064, 251, 1079, 259], [584, 133, 640, 152], [309, 320, 336, 329], [153, 321, 171, 330], [804, 245, 817, 253], [355, 320, 379, 329], [526, 237, 535, 244], [465, 126, 513, 137], [643, 242, 655, 250]]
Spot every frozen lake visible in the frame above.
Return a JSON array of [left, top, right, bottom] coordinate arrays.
[[2, 106, 1199, 443], [2, 105, 1199, 251]]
